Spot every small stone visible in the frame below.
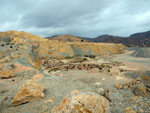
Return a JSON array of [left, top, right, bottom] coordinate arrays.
[[124, 107, 136, 113], [94, 82, 102, 87], [124, 85, 129, 89], [42, 105, 48, 112], [139, 109, 144, 113], [44, 97, 54, 103], [130, 96, 141, 102], [132, 80, 136, 85], [98, 88, 105, 95], [32, 74, 44, 80], [135, 81, 141, 84], [102, 78, 105, 81], [71, 90, 80, 95], [114, 84, 123, 90]]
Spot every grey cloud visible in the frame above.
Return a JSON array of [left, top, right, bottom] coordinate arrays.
[[0, 0, 150, 37], [22, 0, 113, 28]]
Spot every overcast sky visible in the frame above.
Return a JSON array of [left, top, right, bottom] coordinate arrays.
[[0, 0, 150, 37]]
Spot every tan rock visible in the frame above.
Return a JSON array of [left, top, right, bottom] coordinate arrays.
[[132, 83, 148, 97], [132, 80, 136, 86], [0, 70, 15, 79], [135, 80, 141, 84], [14, 63, 33, 73], [124, 107, 136, 113], [11, 80, 45, 106], [0, 65, 3, 70], [51, 92, 109, 113], [124, 85, 129, 89], [0, 80, 3, 84], [32, 59, 41, 70], [32, 74, 44, 80], [114, 84, 123, 90], [10, 53, 19, 59], [44, 97, 54, 103], [71, 90, 80, 95], [130, 96, 141, 102]]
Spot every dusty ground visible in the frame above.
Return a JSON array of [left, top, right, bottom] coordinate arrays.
[[0, 48, 150, 113], [48, 49, 150, 113], [113, 50, 150, 71]]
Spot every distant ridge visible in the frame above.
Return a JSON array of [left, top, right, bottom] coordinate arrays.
[[47, 30, 150, 47], [86, 30, 150, 47]]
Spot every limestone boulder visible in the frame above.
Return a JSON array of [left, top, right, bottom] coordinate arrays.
[[51, 92, 109, 113], [11, 80, 45, 106], [0, 70, 15, 79]]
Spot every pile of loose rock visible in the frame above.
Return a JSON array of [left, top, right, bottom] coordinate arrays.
[[62, 63, 102, 71], [114, 78, 142, 90], [114, 77, 150, 98], [58, 62, 124, 73], [41, 59, 64, 69]]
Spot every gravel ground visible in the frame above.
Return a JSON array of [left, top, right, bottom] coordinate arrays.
[[131, 47, 150, 58], [0, 48, 150, 113]]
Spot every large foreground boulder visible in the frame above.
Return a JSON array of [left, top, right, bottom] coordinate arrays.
[[11, 80, 45, 106], [51, 92, 109, 113]]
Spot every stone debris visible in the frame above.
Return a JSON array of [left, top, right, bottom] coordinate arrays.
[[114, 84, 123, 90], [11, 80, 45, 106], [0, 31, 150, 113], [141, 73, 150, 88], [48, 62, 124, 75], [114, 79, 142, 90], [132, 83, 148, 97], [51, 92, 109, 113], [124, 107, 136, 113]]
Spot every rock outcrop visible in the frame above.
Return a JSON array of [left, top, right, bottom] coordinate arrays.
[[51, 92, 109, 113], [11, 80, 45, 106], [0, 70, 15, 79], [0, 31, 126, 59]]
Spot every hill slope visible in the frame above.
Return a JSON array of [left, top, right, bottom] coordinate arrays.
[[0, 31, 125, 59], [47, 35, 89, 42]]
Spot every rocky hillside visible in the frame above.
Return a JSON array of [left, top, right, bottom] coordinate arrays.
[[87, 30, 150, 47], [47, 35, 89, 42], [0, 31, 125, 57], [47, 30, 150, 47], [0, 31, 150, 113], [0, 31, 126, 71]]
